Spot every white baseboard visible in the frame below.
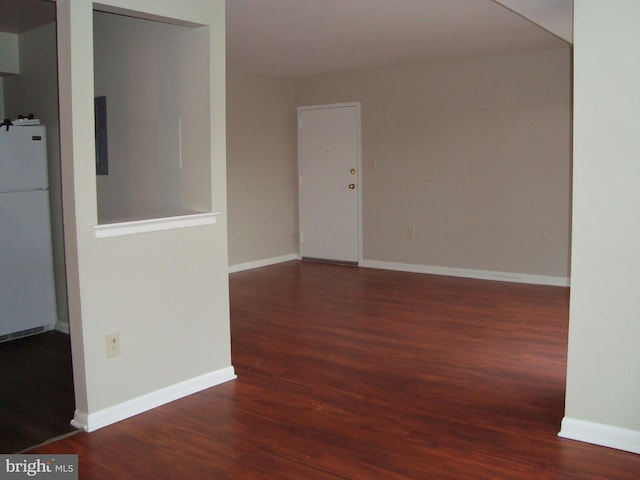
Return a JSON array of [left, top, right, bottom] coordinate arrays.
[[360, 259, 570, 287], [559, 417, 640, 454], [229, 253, 300, 273], [71, 366, 236, 432], [228, 256, 570, 286]]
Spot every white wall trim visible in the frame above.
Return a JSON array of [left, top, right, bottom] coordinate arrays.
[[93, 212, 220, 238], [71, 366, 236, 432], [360, 259, 570, 287], [559, 417, 640, 454], [229, 253, 300, 273]]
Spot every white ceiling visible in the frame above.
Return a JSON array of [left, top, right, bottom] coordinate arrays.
[[493, 0, 572, 42], [0, 0, 572, 79], [226, 0, 572, 78]]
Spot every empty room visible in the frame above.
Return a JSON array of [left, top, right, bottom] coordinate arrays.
[[6, 0, 639, 478]]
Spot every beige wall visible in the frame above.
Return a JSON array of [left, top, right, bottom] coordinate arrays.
[[94, 11, 212, 223], [293, 48, 572, 281], [3, 23, 69, 329], [561, 0, 640, 452], [226, 69, 298, 266], [57, 0, 231, 429]]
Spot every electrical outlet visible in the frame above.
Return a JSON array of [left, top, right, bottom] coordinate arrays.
[[407, 225, 416, 239], [105, 333, 121, 358]]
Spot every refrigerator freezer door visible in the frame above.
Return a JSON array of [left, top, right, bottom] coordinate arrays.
[[0, 126, 48, 192], [0, 189, 57, 337]]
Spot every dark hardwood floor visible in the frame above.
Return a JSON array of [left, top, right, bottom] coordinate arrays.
[[0, 330, 77, 453], [30, 261, 640, 478]]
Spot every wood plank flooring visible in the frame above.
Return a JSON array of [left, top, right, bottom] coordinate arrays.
[[29, 261, 640, 478], [0, 331, 76, 453]]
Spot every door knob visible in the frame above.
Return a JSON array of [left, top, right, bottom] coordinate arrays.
[[348, 183, 356, 189], [350, 168, 356, 174]]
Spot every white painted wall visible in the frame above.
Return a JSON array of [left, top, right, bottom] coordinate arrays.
[[0, 78, 4, 121], [561, 0, 640, 454], [226, 69, 298, 266], [56, 0, 232, 430], [293, 49, 572, 282], [94, 11, 212, 223], [3, 23, 69, 330], [0, 32, 19, 74], [0, 31, 20, 121]]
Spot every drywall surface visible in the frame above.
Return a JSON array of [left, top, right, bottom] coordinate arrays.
[[226, 69, 297, 266], [293, 48, 572, 279], [0, 32, 19, 75], [563, 0, 640, 443], [93, 11, 212, 223], [56, 0, 231, 423]]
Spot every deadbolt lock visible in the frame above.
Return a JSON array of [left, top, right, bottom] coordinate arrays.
[[350, 168, 356, 174]]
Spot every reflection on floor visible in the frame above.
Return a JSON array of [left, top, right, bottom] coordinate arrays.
[[0, 331, 77, 453]]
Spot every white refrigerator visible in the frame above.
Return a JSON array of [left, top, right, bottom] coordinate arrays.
[[0, 125, 57, 341]]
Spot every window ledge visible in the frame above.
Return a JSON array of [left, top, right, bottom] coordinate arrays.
[[93, 212, 220, 238]]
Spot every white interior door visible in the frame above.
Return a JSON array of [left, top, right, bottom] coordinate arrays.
[[298, 103, 361, 263]]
